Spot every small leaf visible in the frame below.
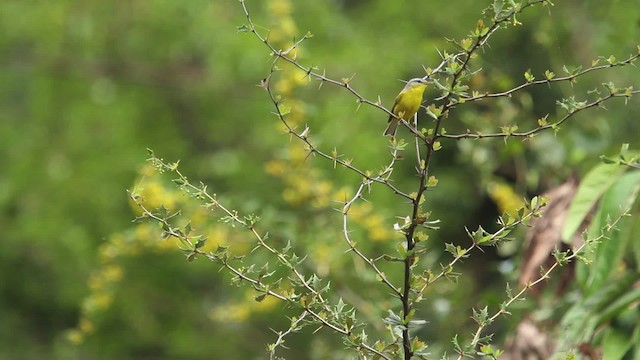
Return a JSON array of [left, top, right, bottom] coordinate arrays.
[[524, 69, 535, 82], [278, 105, 291, 116], [537, 114, 549, 126], [426, 104, 443, 119], [544, 70, 555, 80], [460, 38, 473, 51]]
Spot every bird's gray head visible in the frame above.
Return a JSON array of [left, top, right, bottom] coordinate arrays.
[[406, 78, 430, 85], [402, 77, 431, 90]]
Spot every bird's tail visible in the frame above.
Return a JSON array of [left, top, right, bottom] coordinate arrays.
[[383, 119, 399, 137]]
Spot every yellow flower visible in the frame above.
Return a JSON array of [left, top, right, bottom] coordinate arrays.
[[209, 304, 249, 323], [268, 0, 292, 17], [78, 318, 95, 334], [487, 181, 524, 216], [103, 265, 123, 282], [87, 274, 105, 292], [67, 330, 84, 345], [265, 160, 286, 176]]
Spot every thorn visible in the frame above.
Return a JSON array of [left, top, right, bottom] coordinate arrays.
[[258, 77, 269, 90]]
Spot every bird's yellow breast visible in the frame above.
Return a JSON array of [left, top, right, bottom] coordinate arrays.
[[393, 84, 427, 120]]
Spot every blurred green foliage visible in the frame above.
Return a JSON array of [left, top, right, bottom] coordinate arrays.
[[1, 0, 639, 358]]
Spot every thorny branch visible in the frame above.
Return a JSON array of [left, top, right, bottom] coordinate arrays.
[[129, 162, 392, 359], [232, 0, 639, 358]]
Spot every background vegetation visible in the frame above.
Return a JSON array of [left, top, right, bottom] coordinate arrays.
[[1, 0, 639, 359]]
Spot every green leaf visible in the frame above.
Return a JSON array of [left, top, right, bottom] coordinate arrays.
[[194, 238, 206, 249], [383, 310, 404, 328], [184, 222, 193, 236], [595, 285, 640, 330], [524, 69, 535, 82], [602, 327, 633, 360], [562, 163, 626, 243], [396, 242, 407, 257], [544, 70, 555, 80], [632, 322, 640, 360], [471, 306, 489, 325], [278, 105, 291, 116], [632, 216, 640, 273], [583, 170, 640, 295], [558, 273, 640, 350], [426, 104, 443, 119]]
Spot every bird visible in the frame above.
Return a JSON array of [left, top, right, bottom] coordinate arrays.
[[383, 78, 430, 136]]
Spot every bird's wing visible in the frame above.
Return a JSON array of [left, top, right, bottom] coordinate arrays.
[[388, 93, 403, 122]]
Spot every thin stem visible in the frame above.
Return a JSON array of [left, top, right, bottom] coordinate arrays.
[[441, 90, 639, 140], [455, 211, 629, 359], [462, 53, 640, 103]]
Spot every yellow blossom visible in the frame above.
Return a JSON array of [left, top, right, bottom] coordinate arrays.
[[265, 160, 286, 176], [78, 318, 95, 334], [103, 264, 123, 282], [209, 304, 250, 323], [67, 330, 84, 345], [267, 0, 292, 17], [487, 181, 524, 216]]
